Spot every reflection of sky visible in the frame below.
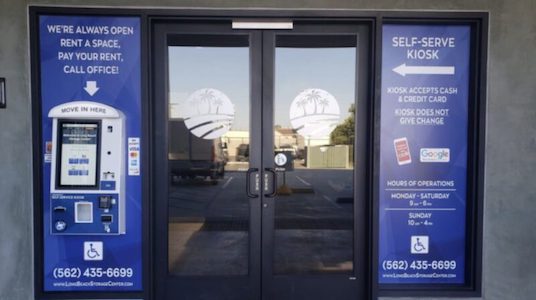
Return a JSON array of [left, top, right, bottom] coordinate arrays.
[[169, 47, 250, 130], [168, 46, 356, 132], [275, 48, 356, 129]]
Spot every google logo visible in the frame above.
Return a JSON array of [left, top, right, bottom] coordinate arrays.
[[420, 148, 450, 163]]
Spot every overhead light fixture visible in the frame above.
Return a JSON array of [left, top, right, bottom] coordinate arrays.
[[232, 20, 293, 30]]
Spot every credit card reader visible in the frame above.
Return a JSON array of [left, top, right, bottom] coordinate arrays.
[[48, 101, 125, 235]]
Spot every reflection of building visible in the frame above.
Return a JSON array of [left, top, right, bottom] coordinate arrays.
[[275, 127, 331, 148], [223, 128, 338, 166], [307, 145, 353, 169], [223, 128, 306, 161], [274, 127, 304, 149], [304, 137, 331, 147], [221, 130, 249, 161]]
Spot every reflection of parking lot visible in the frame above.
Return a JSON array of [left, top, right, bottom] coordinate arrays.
[[168, 168, 354, 275], [275, 169, 353, 217], [272, 169, 353, 274], [168, 169, 354, 220], [169, 170, 250, 220], [168, 171, 250, 275]]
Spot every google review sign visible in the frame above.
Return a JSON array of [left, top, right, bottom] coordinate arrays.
[[420, 148, 450, 163]]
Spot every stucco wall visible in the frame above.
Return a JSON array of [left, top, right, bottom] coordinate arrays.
[[0, 0, 535, 299], [0, 0, 34, 299]]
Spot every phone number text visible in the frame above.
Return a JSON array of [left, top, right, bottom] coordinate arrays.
[[53, 267, 133, 279], [382, 260, 456, 271]]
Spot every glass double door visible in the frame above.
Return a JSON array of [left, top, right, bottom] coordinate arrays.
[[153, 20, 370, 300]]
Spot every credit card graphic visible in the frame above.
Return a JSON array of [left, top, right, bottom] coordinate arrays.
[[394, 137, 412, 165]]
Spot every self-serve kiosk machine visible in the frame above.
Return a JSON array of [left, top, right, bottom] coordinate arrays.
[[48, 101, 125, 235]]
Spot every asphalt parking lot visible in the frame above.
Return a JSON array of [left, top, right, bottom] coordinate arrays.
[[168, 168, 355, 275]]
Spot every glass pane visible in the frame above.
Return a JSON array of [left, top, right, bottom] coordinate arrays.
[[167, 36, 250, 276], [273, 35, 356, 274]]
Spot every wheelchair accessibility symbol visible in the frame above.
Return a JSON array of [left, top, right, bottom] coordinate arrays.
[[411, 236, 429, 254], [84, 241, 103, 261]]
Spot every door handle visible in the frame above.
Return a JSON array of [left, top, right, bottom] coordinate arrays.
[[246, 168, 259, 198], [264, 168, 277, 198]]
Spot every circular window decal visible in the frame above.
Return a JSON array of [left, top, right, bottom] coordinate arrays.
[[180, 88, 235, 139], [274, 153, 288, 167], [289, 88, 340, 138]]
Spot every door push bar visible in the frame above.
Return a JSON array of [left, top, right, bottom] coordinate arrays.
[[246, 168, 260, 198], [246, 168, 277, 198], [264, 168, 277, 198]]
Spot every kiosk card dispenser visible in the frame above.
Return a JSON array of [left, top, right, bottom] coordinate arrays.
[[48, 101, 126, 235]]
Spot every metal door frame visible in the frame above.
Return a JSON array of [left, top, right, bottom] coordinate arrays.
[[260, 22, 372, 300], [152, 21, 263, 299], [151, 18, 372, 300]]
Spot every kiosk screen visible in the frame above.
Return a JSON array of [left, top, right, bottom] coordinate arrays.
[[58, 122, 99, 187]]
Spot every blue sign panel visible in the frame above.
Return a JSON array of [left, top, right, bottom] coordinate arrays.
[[39, 15, 142, 291], [379, 24, 470, 284]]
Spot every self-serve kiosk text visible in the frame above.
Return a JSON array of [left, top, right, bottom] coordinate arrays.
[[48, 101, 126, 235]]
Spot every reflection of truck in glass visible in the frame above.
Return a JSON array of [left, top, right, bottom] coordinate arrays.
[[168, 120, 226, 182], [275, 144, 297, 158], [236, 144, 249, 162]]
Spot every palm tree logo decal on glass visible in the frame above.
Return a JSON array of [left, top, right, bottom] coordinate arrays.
[[180, 88, 235, 139], [289, 88, 340, 138]]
